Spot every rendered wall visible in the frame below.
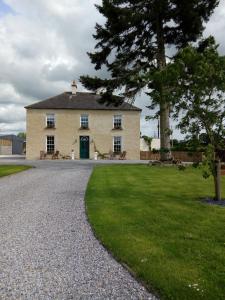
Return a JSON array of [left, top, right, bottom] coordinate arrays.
[[26, 109, 141, 160]]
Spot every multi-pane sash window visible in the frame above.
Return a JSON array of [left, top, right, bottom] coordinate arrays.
[[80, 114, 89, 129], [46, 114, 55, 128], [46, 136, 55, 154], [113, 136, 122, 153], [113, 115, 122, 129]]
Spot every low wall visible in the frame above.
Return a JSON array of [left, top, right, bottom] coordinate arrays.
[[140, 151, 203, 162]]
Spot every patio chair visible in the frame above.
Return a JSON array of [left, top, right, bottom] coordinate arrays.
[[109, 150, 116, 160], [40, 151, 47, 160], [119, 151, 127, 160], [52, 150, 59, 160]]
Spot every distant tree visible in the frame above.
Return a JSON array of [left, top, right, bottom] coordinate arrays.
[[17, 132, 26, 139], [164, 37, 225, 201], [171, 135, 209, 152], [80, 0, 219, 161]]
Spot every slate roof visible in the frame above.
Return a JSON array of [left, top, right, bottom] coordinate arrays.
[[25, 92, 141, 111]]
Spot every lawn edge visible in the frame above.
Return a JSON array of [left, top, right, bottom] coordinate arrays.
[[0, 165, 34, 179], [84, 168, 160, 300]]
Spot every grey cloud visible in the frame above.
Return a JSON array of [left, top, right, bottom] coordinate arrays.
[[0, 122, 26, 134], [42, 63, 78, 82], [0, 0, 225, 136], [0, 105, 25, 124]]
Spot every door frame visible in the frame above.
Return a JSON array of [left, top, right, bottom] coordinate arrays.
[[79, 136, 90, 159]]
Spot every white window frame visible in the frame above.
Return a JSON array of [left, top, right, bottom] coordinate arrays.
[[46, 114, 55, 128], [80, 114, 89, 129], [113, 115, 122, 129], [46, 135, 55, 154], [113, 136, 122, 153]]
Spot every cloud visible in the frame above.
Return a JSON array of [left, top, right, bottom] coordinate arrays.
[[0, 0, 224, 136], [204, 0, 225, 53], [0, 104, 25, 123]]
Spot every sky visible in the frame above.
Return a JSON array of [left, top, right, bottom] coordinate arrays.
[[0, 0, 225, 138]]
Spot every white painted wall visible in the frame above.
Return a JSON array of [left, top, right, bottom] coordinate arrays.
[[140, 138, 160, 151], [151, 138, 160, 150]]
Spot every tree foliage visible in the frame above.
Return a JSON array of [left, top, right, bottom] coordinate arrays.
[[80, 0, 218, 160], [17, 132, 26, 139], [81, 0, 219, 98], [164, 37, 225, 200]]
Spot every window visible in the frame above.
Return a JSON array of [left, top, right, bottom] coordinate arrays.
[[46, 136, 55, 154], [80, 114, 89, 129], [46, 114, 55, 128], [113, 136, 122, 153], [113, 115, 122, 129]]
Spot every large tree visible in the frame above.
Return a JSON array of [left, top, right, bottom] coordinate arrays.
[[80, 0, 218, 160], [163, 37, 225, 201]]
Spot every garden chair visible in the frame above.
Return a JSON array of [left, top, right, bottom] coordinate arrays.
[[52, 150, 59, 160], [109, 150, 116, 160], [103, 150, 114, 160], [40, 151, 47, 160], [119, 151, 127, 160]]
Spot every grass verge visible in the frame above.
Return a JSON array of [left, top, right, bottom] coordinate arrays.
[[0, 165, 32, 178], [85, 165, 225, 300]]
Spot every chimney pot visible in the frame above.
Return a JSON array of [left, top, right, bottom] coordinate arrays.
[[71, 80, 77, 95]]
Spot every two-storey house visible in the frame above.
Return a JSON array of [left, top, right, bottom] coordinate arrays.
[[25, 82, 141, 160]]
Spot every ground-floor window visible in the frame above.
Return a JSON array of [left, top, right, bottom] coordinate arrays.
[[113, 136, 122, 153], [46, 136, 55, 154]]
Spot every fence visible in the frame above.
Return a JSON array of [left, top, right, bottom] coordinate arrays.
[[140, 151, 203, 162], [0, 139, 11, 146], [0, 139, 12, 155]]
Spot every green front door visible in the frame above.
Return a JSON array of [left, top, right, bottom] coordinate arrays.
[[80, 136, 90, 159]]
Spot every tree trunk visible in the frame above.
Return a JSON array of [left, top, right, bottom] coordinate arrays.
[[160, 104, 171, 161], [156, 14, 171, 161], [214, 160, 221, 201]]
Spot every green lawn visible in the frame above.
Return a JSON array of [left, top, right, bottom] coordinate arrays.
[[0, 165, 31, 178], [85, 165, 225, 300]]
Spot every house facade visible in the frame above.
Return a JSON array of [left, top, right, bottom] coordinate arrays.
[[25, 84, 141, 160]]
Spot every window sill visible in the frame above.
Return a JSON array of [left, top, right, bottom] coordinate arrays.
[[112, 127, 123, 130], [45, 127, 56, 129], [79, 127, 90, 130]]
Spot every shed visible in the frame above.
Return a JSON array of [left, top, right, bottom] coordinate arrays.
[[0, 135, 25, 155], [0, 138, 12, 155]]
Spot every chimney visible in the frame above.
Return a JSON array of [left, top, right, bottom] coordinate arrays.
[[71, 80, 77, 95]]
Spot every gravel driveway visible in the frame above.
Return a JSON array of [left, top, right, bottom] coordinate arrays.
[[0, 162, 156, 300]]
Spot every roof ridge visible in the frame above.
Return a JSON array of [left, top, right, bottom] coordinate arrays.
[[25, 92, 141, 111]]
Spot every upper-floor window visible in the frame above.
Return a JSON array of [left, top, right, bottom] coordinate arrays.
[[80, 114, 89, 129], [113, 115, 122, 129], [46, 114, 55, 128], [113, 136, 122, 153], [46, 136, 55, 154]]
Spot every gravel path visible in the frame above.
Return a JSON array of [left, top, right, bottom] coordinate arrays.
[[0, 162, 156, 300]]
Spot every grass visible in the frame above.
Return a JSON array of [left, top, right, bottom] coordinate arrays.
[[0, 165, 32, 178], [85, 165, 225, 300]]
